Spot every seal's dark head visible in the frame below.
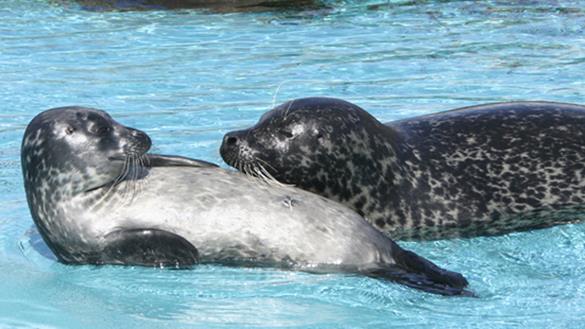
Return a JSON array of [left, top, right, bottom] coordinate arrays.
[[220, 97, 400, 204], [21, 106, 151, 263]]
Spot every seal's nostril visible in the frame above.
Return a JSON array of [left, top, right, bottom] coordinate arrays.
[[226, 136, 238, 146]]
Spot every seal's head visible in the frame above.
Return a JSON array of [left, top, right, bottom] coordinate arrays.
[[220, 97, 401, 202], [21, 107, 151, 262]]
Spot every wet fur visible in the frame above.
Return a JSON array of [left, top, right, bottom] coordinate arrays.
[[21, 106, 471, 296], [221, 98, 585, 240]]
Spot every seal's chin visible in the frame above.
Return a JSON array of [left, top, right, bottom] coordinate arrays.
[[220, 143, 257, 172], [219, 144, 236, 168], [222, 151, 251, 174], [221, 152, 237, 169]]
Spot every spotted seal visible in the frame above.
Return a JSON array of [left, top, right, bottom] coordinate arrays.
[[21, 106, 470, 295], [220, 97, 585, 240]]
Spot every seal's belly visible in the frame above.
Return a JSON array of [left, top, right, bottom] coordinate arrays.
[[87, 167, 390, 267]]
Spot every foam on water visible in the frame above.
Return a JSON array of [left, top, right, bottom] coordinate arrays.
[[1, 1, 585, 328]]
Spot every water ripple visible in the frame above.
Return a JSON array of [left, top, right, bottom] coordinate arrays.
[[2, 0, 585, 328]]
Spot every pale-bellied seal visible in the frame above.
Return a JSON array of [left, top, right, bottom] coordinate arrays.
[[220, 97, 585, 240], [21, 106, 471, 296]]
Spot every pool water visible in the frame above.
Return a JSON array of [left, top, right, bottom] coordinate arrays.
[[2, 0, 585, 327]]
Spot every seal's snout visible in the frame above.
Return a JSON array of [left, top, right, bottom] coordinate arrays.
[[225, 135, 238, 147], [222, 132, 240, 148], [125, 127, 152, 155], [220, 130, 247, 166]]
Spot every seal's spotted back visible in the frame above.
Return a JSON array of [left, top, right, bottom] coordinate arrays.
[[221, 98, 585, 240]]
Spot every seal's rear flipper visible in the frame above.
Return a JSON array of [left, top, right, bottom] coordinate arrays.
[[364, 246, 474, 296], [100, 229, 199, 268], [146, 154, 219, 168], [363, 266, 474, 296]]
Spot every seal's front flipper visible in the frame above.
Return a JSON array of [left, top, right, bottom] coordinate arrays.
[[364, 246, 473, 296], [146, 154, 219, 168], [100, 229, 199, 268]]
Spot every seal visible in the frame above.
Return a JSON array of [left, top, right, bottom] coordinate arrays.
[[21, 106, 471, 296], [220, 97, 585, 240]]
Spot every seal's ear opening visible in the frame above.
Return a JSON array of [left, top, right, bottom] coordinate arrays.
[[364, 247, 474, 297]]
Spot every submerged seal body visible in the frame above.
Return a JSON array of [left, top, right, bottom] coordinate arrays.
[[21, 106, 470, 295], [221, 97, 585, 240]]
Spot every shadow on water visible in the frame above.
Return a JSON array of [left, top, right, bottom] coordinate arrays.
[[51, 0, 329, 12], [21, 226, 57, 262]]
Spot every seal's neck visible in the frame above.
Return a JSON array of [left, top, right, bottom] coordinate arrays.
[[300, 121, 418, 219], [22, 161, 86, 263], [351, 123, 418, 206], [81, 164, 149, 210], [21, 148, 127, 264]]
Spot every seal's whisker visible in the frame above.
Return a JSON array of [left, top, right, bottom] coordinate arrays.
[[112, 156, 131, 210], [138, 154, 149, 191], [234, 158, 241, 173], [257, 162, 291, 187], [251, 163, 270, 185], [238, 160, 244, 174], [133, 155, 144, 201], [257, 163, 275, 185], [128, 156, 138, 204], [256, 163, 272, 181], [135, 155, 142, 201], [284, 99, 296, 119], [143, 152, 151, 168], [243, 163, 250, 177], [142, 155, 150, 194], [117, 155, 132, 209], [240, 160, 249, 176], [254, 157, 278, 173], [272, 80, 289, 108], [137, 154, 148, 196], [244, 162, 251, 177], [117, 158, 129, 207], [128, 155, 141, 205], [119, 155, 136, 208], [116, 164, 129, 208], [131, 156, 142, 202]]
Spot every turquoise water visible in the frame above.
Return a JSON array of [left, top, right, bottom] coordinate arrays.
[[2, 0, 585, 327]]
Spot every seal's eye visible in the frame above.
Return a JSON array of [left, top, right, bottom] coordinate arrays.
[[96, 126, 111, 135], [65, 127, 75, 135], [279, 129, 293, 139]]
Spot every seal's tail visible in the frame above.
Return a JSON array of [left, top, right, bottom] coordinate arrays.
[[364, 246, 474, 297]]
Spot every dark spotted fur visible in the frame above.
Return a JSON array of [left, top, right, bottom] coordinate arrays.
[[221, 98, 585, 240]]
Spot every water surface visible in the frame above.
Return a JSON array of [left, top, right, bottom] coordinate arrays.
[[1, 1, 585, 328]]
